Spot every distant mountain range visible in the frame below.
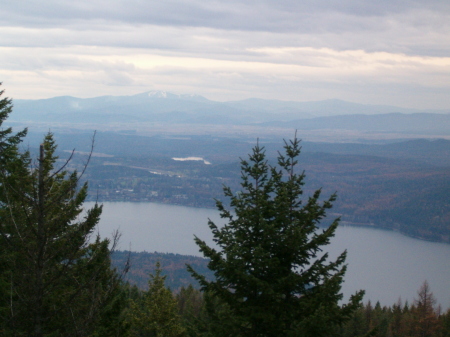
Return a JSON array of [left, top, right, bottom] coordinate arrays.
[[8, 92, 450, 243], [11, 91, 450, 135]]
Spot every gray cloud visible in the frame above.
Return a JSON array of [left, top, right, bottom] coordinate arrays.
[[4, 1, 449, 33], [2, 0, 449, 58], [1, 0, 449, 109]]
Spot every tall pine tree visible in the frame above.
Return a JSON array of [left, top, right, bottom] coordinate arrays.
[[189, 137, 364, 337], [0, 86, 125, 336], [0, 83, 28, 335]]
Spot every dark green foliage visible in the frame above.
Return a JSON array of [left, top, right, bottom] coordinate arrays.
[[0, 85, 126, 336], [128, 261, 185, 337], [177, 285, 204, 321], [177, 287, 240, 337], [0, 134, 122, 336], [189, 137, 364, 336], [0, 83, 28, 335], [0, 84, 27, 164], [91, 280, 131, 337], [441, 309, 450, 337]]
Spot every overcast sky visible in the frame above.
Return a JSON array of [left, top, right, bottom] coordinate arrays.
[[1, 0, 449, 109]]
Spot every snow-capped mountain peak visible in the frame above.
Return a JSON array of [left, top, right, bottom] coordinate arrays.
[[147, 91, 168, 98]]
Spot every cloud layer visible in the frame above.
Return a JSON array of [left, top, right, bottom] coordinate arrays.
[[1, 0, 450, 108]]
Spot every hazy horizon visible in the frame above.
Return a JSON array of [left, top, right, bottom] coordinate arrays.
[[10, 90, 450, 113]]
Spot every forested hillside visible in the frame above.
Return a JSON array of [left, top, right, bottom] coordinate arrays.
[[112, 251, 213, 290], [17, 128, 450, 243], [49, 133, 448, 243]]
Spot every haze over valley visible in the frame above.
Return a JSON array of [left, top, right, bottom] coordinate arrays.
[[11, 92, 450, 142]]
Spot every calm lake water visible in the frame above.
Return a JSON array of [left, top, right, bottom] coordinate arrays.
[[87, 201, 450, 309]]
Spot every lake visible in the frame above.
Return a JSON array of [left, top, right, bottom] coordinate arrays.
[[87, 201, 450, 309]]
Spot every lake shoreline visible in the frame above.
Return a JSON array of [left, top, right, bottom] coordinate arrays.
[[87, 199, 450, 245], [90, 201, 450, 308]]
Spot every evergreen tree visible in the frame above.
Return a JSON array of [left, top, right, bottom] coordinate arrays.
[[441, 308, 450, 337], [177, 285, 203, 337], [0, 83, 27, 164], [0, 83, 29, 335], [177, 284, 204, 324], [129, 261, 185, 337], [0, 88, 125, 336], [188, 137, 364, 337]]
